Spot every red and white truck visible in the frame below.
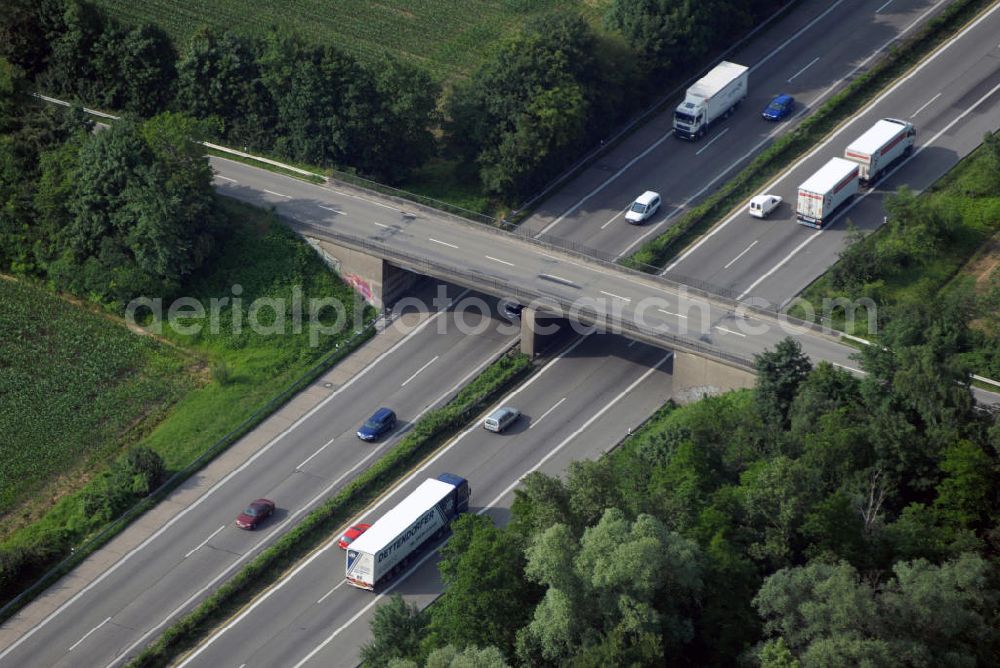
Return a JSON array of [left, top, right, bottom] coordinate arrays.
[[796, 157, 860, 229], [843, 118, 916, 185]]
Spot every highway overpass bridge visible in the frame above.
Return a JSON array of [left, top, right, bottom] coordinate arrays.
[[215, 162, 867, 389]]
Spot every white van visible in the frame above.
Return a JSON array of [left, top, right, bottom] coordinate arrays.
[[748, 194, 782, 218], [625, 191, 661, 224], [483, 406, 520, 433]]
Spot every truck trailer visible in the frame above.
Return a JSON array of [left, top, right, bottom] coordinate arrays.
[[796, 157, 860, 229], [673, 61, 748, 140], [843, 118, 916, 185], [346, 473, 470, 590]]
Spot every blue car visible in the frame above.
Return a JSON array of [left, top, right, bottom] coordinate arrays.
[[762, 94, 795, 121], [357, 407, 396, 441]]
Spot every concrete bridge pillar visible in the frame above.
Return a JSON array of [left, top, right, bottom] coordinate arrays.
[[520, 308, 572, 357], [306, 237, 417, 309], [668, 350, 756, 404]]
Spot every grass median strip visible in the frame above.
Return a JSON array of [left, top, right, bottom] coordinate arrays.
[[624, 0, 993, 273], [127, 351, 534, 668]]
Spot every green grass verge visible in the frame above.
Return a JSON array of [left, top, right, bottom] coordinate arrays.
[[0, 198, 376, 614], [127, 350, 534, 668], [0, 280, 192, 527], [624, 0, 993, 272], [789, 137, 1000, 376]]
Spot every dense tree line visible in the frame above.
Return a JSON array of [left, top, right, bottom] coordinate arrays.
[[364, 322, 1000, 666], [0, 60, 218, 307], [3, 0, 787, 202]]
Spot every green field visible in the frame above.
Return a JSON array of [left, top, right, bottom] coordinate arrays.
[[92, 0, 610, 80], [0, 199, 372, 546], [0, 279, 193, 529]]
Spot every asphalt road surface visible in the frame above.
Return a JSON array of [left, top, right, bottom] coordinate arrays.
[[175, 333, 675, 668], [0, 283, 521, 668], [520, 0, 957, 261], [664, 2, 1000, 308]]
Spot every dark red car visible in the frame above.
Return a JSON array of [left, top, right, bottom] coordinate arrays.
[[337, 523, 371, 549], [236, 498, 275, 530]]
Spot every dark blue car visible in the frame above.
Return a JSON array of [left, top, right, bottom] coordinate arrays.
[[357, 407, 396, 441], [762, 94, 795, 121]]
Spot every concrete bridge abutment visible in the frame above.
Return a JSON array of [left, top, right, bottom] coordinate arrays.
[[306, 237, 418, 309]]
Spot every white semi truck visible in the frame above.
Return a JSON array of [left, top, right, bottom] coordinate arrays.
[[796, 157, 860, 229], [345, 473, 470, 591], [843, 118, 916, 185], [673, 61, 748, 140]]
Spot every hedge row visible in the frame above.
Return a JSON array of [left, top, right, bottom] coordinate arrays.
[[128, 351, 533, 667], [624, 0, 993, 272]]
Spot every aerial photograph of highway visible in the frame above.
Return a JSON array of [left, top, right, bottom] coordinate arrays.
[[1, 0, 999, 666]]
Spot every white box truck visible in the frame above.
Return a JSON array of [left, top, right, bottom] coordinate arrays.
[[796, 157, 860, 229], [346, 473, 470, 591], [844, 118, 916, 185], [673, 61, 748, 140]]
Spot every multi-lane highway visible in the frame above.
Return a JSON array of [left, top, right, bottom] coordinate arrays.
[[176, 334, 674, 668], [6, 2, 998, 666], [665, 2, 1000, 307], [0, 284, 523, 667], [521, 0, 957, 260]]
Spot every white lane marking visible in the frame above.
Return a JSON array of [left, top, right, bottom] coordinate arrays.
[[658, 309, 688, 319], [317, 580, 347, 604], [0, 303, 463, 665], [486, 255, 515, 267], [627, 340, 637, 347], [374, 222, 390, 228], [601, 207, 629, 229], [296, 435, 337, 471], [714, 326, 746, 337], [318, 205, 344, 214], [429, 238, 458, 249], [600, 290, 631, 302], [184, 525, 225, 559], [910, 92, 941, 118], [289, 349, 673, 668], [842, 333, 873, 345], [876, 0, 894, 12], [180, 335, 592, 668], [738, 231, 821, 299], [535, 131, 674, 236], [538, 251, 562, 261], [263, 189, 290, 199], [401, 355, 439, 387], [214, 175, 237, 183], [664, 0, 969, 272], [89, 293, 479, 668], [68, 617, 111, 651], [723, 240, 759, 269], [541, 0, 853, 239], [529, 398, 567, 430], [738, 76, 1000, 301], [787, 56, 820, 83], [695, 127, 730, 156]]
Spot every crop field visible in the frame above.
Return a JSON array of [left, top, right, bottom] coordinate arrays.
[[0, 279, 192, 522], [92, 0, 610, 79]]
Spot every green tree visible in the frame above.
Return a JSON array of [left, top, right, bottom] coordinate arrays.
[[754, 338, 812, 430], [426, 515, 540, 659], [362, 594, 429, 668], [114, 24, 176, 116], [517, 509, 702, 664], [754, 555, 1000, 667], [360, 57, 439, 183]]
